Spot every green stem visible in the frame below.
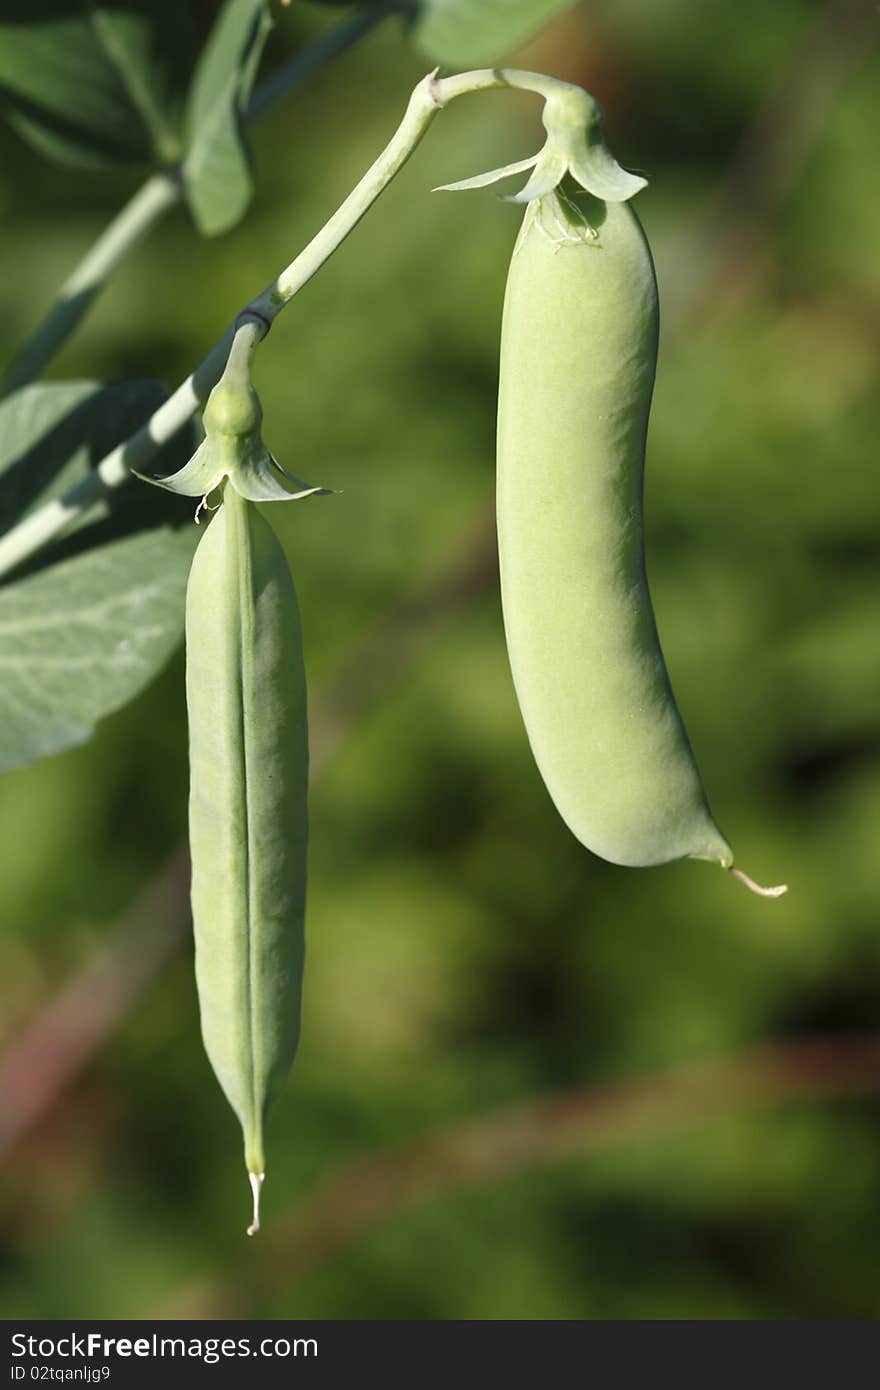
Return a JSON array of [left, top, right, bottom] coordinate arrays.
[[245, 68, 577, 324], [0, 67, 583, 582], [0, 4, 404, 400], [222, 319, 263, 389], [0, 173, 179, 399], [436, 67, 586, 105]]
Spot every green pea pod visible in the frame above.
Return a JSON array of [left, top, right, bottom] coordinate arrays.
[[497, 186, 767, 880], [186, 485, 308, 1231]]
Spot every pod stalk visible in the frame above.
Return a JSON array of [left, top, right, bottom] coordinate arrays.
[[728, 867, 789, 898], [247, 1170, 265, 1237]]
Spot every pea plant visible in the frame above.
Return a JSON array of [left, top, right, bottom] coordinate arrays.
[[0, 0, 787, 1236]]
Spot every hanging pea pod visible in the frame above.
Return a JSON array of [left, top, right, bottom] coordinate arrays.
[[186, 483, 309, 1234], [495, 184, 734, 869], [441, 94, 786, 895], [135, 322, 327, 1232]]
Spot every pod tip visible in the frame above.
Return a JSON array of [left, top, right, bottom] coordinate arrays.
[[246, 1170, 265, 1237], [729, 866, 789, 899]]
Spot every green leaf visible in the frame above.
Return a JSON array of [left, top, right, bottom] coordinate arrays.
[[0, 524, 195, 774], [0, 379, 185, 537], [414, 0, 576, 66], [0, 382, 100, 528], [0, 376, 199, 770], [0, 2, 195, 170], [182, 0, 272, 237]]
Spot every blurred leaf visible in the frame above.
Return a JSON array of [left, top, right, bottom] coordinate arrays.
[[0, 2, 194, 170], [0, 523, 194, 774], [0, 381, 98, 529], [0, 378, 175, 532], [414, 0, 576, 66], [182, 0, 272, 237], [0, 376, 198, 771]]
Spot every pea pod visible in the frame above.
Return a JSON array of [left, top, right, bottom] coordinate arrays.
[[496, 183, 783, 892], [186, 484, 308, 1232]]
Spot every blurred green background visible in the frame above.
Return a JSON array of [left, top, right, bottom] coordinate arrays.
[[1, 0, 878, 1319]]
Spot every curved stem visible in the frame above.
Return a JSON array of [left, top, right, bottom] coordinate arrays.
[[0, 67, 583, 582], [729, 866, 789, 898], [244, 69, 584, 325], [0, 3, 405, 401], [248, 72, 446, 322], [435, 67, 585, 106]]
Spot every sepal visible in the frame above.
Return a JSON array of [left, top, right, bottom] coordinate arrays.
[[434, 84, 646, 207]]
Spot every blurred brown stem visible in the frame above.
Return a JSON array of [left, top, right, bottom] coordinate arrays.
[[0, 851, 191, 1158], [274, 1032, 880, 1277], [168, 1030, 880, 1311]]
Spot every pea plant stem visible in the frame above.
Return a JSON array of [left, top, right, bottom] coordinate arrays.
[[0, 67, 576, 583], [245, 68, 583, 325], [0, 2, 405, 402], [0, 172, 181, 399]]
